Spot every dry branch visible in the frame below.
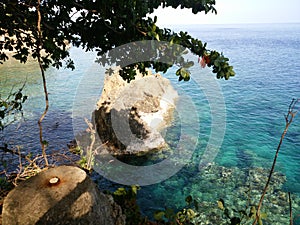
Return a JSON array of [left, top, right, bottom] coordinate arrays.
[[252, 99, 299, 225]]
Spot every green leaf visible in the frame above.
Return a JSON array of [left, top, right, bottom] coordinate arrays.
[[184, 61, 194, 68], [13, 102, 19, 109], [153, 211, 165, 221], [183, 75, 190, 81], [42, 140, 49, 146], [217, 199, 225, 210], [260, 212, 267, 219], [249, 206, 256, 218], [155, 33, 160, 41], [176, 211, 185, 222], [2, 102, 8, 108], [15, 92, 22, 100], [22, 96, 28, 103], [152, 24, 156, 32], [185, 195, 193, 204], [114, 187, 127, 196], [186, 209, 196, 219], [131, 185, 140, 195]]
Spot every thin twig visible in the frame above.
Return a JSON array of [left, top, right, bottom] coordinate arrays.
[[289, 192, 293, 225], [14, 146, 23, 185], [252, 99, 299, 225], [84, 118, 96, 170], [0, 145, 38, 168], [1, 147, 80, 187], [36, 0, 49, 166]]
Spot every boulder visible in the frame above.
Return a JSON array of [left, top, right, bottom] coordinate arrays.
[[94, 69, 178, 154], [2, 166, 125, 225]]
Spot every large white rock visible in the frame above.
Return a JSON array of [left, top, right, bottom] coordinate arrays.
[[94, 69, 178, 154]]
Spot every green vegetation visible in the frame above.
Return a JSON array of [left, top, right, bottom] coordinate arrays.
[[0, 0, 234, 82], [0, 83, 27, 129]]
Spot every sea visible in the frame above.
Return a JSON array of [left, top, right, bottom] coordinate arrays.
[[1, 23, 300, 223]]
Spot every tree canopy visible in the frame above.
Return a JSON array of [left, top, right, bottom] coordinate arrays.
[[0, 0, 235, 82], [0, 0, 235, 130]]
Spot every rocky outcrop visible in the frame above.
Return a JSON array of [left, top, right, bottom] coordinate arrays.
[[2, 166, 125, 225], [94, 69, 178, 154]]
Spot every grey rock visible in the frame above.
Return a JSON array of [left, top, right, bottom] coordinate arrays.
[[2, 166, 125, 225]]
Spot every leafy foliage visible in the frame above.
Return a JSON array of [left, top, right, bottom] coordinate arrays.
[[217, 198, 267, 225], [109, 185, 149, 225], [0, 85, 27, 129], [0, 0, 234, 82], [109, 186, 200, 225], [153, 195, 200, 225]]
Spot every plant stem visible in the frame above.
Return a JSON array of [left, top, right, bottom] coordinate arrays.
[[84, 118, 96, 170], [289, 192, 293, 225], [36, 0, 49, 167], [252, 99, 298, 225]]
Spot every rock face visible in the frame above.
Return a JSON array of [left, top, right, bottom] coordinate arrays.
[[94, 69, 178, 154], [2, 166, 125, 225]]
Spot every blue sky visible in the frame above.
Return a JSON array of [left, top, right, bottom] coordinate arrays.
[[151, 0, 300, 25]]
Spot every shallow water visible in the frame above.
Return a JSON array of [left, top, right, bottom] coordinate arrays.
[[1, 23, 300, 223]]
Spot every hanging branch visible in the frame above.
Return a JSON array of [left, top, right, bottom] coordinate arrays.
[[252, 98, 299, 225], [36, 0, 49, 167]]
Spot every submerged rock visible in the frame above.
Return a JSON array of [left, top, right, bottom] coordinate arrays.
[[94, 69, 178, 155], [2, 166, 125, 225], [140, 163, 300, 225], [185, 164, 300, 225]]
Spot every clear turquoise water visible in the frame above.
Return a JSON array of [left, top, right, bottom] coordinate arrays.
[[136, 23, 300, 219], [1, 23, 300, 221], [197, 23, 300, 191]]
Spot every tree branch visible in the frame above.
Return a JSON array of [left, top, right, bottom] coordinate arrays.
[[0, 145, 38, 168], [36, 0, 49, 166], [289, 192, 293, 225], [252, 98, 299, 225]]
